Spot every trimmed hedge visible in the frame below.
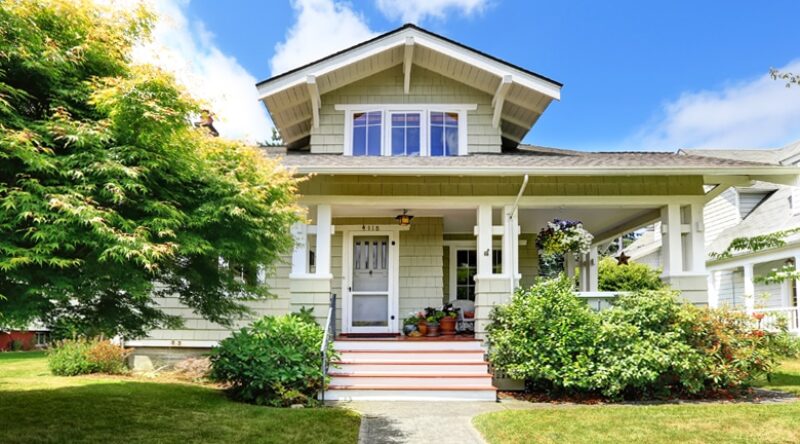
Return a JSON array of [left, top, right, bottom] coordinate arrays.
[[598, 257, 665, 292]]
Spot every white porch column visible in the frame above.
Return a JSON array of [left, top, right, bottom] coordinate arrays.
[[707, 270, 719, 308], [290, 222, 309, 277], [795, 254, 800, 307], [314, 204, 332, 278], [565, 254, 578, 284], [502, 205, 520, 286], [476, 204, 493, 277], [743, 262, 755, 314], [661, 204, 683, 276], [687, 203, 706, 273], [587, 245, 599, 292]]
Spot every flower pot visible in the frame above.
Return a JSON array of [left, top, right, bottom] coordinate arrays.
[[417, 321, 428, 336], [403, 324, 417, 336], [439, 316, 456, 335], [425, 322, 440, 337]]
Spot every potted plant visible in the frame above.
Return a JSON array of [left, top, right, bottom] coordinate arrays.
[[536, 218, 593, 256], [415, 311, 428, 336], [402, 313, 420, 336], [423, 307, 444, 337], [439, 303, 458, 335]]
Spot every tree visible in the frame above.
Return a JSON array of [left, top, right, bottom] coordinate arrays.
[[770, 68, 800, 88], [0, 0, 300, 338]]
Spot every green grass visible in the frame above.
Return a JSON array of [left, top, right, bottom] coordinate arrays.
[[0, 352, 360, 444], [474, 358, 800, 444]]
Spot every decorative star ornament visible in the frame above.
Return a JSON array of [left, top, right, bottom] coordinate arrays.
[[616, 251, 630, 265]]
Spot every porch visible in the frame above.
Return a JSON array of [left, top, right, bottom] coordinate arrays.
[[708, 246, 800, 334], [289, 193, 709, 341]]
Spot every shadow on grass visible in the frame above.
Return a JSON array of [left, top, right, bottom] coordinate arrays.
[[0, 380, 360, 444]]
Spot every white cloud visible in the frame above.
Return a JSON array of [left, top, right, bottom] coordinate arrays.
[[628, 60, 800, 150], [375, 0, 488, 24], [125, 0, 271, 143], [270, 0, 377, 76]]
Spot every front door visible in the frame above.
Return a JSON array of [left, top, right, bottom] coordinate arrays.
[[344, 232, 398, 334]]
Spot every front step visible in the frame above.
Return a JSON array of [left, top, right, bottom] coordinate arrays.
[[324, 339, 497, 402], [325, 388, 497, 402]]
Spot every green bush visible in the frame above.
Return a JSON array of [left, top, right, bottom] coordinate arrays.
[[598, 257, 665, 291], [489, 276, 792, 399], [488, 276, 600, 392], [210, 315, 335, 407], [48, 339, 130, 376]]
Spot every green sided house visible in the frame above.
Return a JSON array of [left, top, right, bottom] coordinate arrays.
[[125, 24, 800, 401]]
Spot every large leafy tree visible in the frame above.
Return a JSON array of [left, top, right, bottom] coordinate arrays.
[[0, 0, 300, 338]]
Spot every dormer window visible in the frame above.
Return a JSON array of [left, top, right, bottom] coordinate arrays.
[[338, 104, 474, 156], [352, 111, 382, 156]]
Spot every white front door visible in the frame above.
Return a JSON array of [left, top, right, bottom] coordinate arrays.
[[343, 231, 399, 334]]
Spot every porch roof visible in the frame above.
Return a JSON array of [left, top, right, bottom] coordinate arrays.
[[265, 145, 800, 178]]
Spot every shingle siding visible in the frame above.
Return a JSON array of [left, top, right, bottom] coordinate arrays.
[[310, 65, 501, 154]]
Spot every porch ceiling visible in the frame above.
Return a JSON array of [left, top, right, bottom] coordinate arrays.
[[329, 205, 658, 239]]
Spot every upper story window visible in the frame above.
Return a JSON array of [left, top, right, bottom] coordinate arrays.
[[352, 111, 382, 156], [430, 112, 459, 157], [337, 104, 475, 156]]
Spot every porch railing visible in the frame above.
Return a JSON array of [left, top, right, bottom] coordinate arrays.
[[753, 306, 800, 334], [575, 291, 626, 311], [319, 293, 336, 404]]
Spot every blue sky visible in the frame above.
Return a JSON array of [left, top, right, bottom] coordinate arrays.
[[141, 0, 800, 151]]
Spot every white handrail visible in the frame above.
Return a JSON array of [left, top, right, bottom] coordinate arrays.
[[319, 293, 336, 403]]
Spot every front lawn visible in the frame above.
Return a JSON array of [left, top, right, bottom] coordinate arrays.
[[474, 358, 800, 444], [0, 352, 360, 444]]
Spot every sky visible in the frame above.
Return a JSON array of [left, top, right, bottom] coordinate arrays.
[[128, 0, 800, 151]]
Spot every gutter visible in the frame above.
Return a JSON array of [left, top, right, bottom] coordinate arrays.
[[286, 166, 800, 177]]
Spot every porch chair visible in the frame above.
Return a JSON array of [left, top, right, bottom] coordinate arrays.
[[450, 299, 475, 333]]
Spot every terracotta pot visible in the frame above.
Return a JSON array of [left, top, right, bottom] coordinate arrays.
[[425, 323, 440, 337], [417, 321, 428, 336], [464, 311, 475, 319], [439, 316, 456, 335]]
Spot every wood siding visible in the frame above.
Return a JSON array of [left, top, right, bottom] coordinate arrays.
[[310, 65, 501, 154]]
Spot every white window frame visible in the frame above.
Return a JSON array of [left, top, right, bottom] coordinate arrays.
[[337, 104, 476, 157]]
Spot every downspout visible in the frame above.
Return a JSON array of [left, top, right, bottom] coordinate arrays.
[[508, 175, 529, 290]]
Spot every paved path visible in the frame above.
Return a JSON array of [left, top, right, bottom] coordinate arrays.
[[330, 400, 535, 444]]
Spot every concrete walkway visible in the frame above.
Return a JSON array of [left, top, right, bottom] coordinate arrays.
[[331, 400, 535, 444]]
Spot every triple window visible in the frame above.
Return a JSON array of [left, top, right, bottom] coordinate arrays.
[[339, 105, 473, 156]]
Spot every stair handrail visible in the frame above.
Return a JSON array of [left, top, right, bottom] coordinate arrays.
[[319, 292, 336, 404]]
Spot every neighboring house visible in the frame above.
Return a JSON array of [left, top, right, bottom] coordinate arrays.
[[124, 24, 800, 400], [0, 322, 50, 351], [627, 142, 800, 329]]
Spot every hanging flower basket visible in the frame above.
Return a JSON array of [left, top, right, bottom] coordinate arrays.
[[536, 218, 593, 256]]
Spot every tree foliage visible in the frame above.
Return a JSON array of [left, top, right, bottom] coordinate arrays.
[[709, 228, 800, 260], [598, 257, 665, 292], [0, 0, 300, 338]]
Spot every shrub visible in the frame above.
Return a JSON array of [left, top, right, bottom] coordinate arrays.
[[598, 257, 665, 292], [48, 339, 130, 376], [489, 276, 792, 400], [488, 276, 600, 393], [10, 339, 24, 351], [210, 315, 334, 407]]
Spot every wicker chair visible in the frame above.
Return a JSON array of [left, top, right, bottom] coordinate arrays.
[[450, 299, 475, 333]]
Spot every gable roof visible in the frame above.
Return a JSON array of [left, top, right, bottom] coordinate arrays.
[[256, 24, 562, 148]]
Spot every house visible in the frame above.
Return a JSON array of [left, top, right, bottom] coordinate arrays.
[[626, 142, 800, 332], [124, 24, 800, 400]]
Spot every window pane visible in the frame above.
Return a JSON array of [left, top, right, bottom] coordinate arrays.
[[367, 124, 381, 156], [445, 126, 459, 156], [367, 111, 382, 125], [468, 250, 477, 267], [407, 127, 420, 156], [430, 125, 444, 156], [353, 112, 367, 126], [445, 112, 459, 125], [353, 126, 366, 156], [391, 128, 405, 156]]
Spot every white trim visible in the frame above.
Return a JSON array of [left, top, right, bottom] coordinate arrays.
[[492, 75, 512, 129], [315, 204, 332, 276], [403, 37, 414, 94], [341, 229, 400, 334], [306, 76, 320, 128], [301, 195, 708, 208], [338, 104, 475, 157], [447, 241, 512, 301], [257, 27, 562, 100]]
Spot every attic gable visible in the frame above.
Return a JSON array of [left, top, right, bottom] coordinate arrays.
[[256, 24, 562, 148]]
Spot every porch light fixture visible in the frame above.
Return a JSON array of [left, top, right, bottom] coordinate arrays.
[[396, 209, 414, 226]]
